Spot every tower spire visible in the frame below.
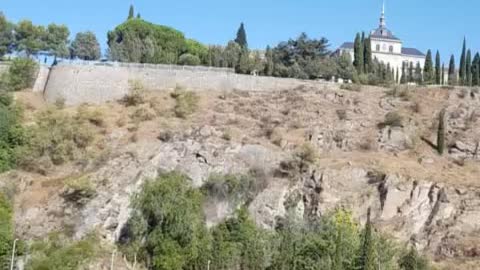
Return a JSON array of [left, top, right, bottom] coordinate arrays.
[[380, 0, 386, 28]]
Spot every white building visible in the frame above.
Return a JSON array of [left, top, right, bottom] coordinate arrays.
[[337, 3, 425, 81]]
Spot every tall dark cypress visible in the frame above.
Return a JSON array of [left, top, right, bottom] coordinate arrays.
[[423, 50, 434, 84], [358, 208, 375, 270], [473, 53, 480, 86], [354, 33, 364, 74], [466, 49, 472, 86], [408, 62, 414, 83], [435, 51, 441, 84], [395, 67, 399, 84], [364, 38, 372, 73], [400, 62, 407, 84], [448, 55, 457, 85], [441, 63, 445, 85], [459, 37, 467, 85], [128, 5, 134, 19], [415, 62, 423, 84], [235, 23, 248, 49]]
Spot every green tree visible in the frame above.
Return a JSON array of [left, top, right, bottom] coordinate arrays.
[[264, 45, 274, 76], [415, 62, 423, 84], [399, 247, 430, 270], [121, 172, 209, 270], [128, 5, 135, 20], [441, 63, 445, 85], [472, 53, 480, 86], [45, 23, 70, 57], [0, 192, 13, 268], [224, 41, 242, 69], [364, 37, 373, 73], [448, 55, 456, 85], [466, 49, 472, 86], [437, 108, 446, 155], [400, 62, 407, 84], [178, 53, 201, 66], [423, 50, 434, 84], [459, 37, 466, 85], [353, 33, 364, 74], [15, 20, 46, 55], [408, 62, 414, 83], [435, 51, 441, 84], [0, 12, 15, 58], [70, 31, 101, 60], [358, 208, 376, 270], [0, 57, 38, 92], [234, 22, 248, 49]]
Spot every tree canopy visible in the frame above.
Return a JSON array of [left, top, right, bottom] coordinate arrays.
[[70, 31, 101, 60]]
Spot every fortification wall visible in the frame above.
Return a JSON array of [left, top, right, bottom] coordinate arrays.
[[45, 62, 326, 105]]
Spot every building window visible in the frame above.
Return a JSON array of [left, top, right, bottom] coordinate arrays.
[[376, 44, 380, 51], [389, 45, 393, 53]]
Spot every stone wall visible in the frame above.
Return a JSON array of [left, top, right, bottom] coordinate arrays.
[[44, 62, 328, 105]]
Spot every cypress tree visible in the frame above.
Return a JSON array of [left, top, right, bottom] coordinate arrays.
[[466, 49, 472, 86], [235, 23, 248, 49], [137, 13, 141, 19], [400, 62, 407, 84], [128, 5, 134, 19], [395, 67, 399, 84], [408, 62, 414, 83], [354, 33, 364, 74], [423, 50, 434, 84], [441, 63, 445, 85], [473, 53, 480, 86], [358, 208, 375, 270], [437, 108, 446, 155], [459, 37, 467, 85], [435, 51, 441, 84], [364, 38, 372, 73], [415, 62, 423, 85], [448, 55, 457, 85]]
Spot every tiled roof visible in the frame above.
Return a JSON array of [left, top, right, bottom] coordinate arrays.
[[401, 47, 425, 56], [339, 42, 354, 49], [370, 27, 400, 41]]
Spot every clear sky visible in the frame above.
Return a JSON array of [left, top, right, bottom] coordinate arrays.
[[1, 0, 478, 63]]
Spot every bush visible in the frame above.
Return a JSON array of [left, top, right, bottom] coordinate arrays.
[[26, 232, 98, 270], [17, 108, 95, 173], [178, 53, 201, 66], [62, 175, 96, 204], [0, 58, 38, 91], [340, 83, 362, 92], [121, 80, 146, 106], [0, 192, 13, 268], [202, 173, 267, 203], [379, 111, 403, 128], [171, 86, 199, 118], [0, 95, 27, 172], [296, 142, 317, 164]]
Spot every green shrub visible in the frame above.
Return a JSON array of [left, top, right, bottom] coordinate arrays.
[[121, 80, 146, 106], [62, 175, 96, 204], [379, 111, 403, 128], [0, 95, 27, 172], [178, 53, 201, 66], [0, 192, 13, 268], [17, 108, 94, 173], [0, 58, 38, 92], [26, 232, 98, 270], [171, 86, 199, 118], [202, 173, 266, 203], [340, 83, 362, 92]]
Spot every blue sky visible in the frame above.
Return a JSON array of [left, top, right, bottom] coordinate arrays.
[[1, 0, 478, 63]]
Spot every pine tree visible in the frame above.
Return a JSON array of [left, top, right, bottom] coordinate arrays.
[[423, 50, 434, 84], [415, 62, 423, 85], [364, 38, 372, 73], [459, 37, 467, 85], [235, 23, 248, 49], [128, 5, 134, 19], [354, 33, 364, 74], [435, 51, 441, 84], [466, 49, 472, 86], [448, 55, 457, 85], [473, 53, 480, 86], [437, 108, 446, 155], [358, 208, 375, 270]]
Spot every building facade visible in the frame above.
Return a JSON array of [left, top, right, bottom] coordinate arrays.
[[337, 3, 425, 82]]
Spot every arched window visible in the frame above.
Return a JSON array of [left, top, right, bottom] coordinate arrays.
[[376, 44, 380, 51], [389, 45, 394, 53]]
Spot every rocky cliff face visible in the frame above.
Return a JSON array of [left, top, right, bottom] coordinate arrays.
[[2, 85, 480, 269]]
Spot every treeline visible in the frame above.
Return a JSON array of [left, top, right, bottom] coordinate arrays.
[[119, 172, 431, 270], [0, 12, 100, 60]]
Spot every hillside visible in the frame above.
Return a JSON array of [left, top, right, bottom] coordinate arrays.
[[1, 82, 480, 269]]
